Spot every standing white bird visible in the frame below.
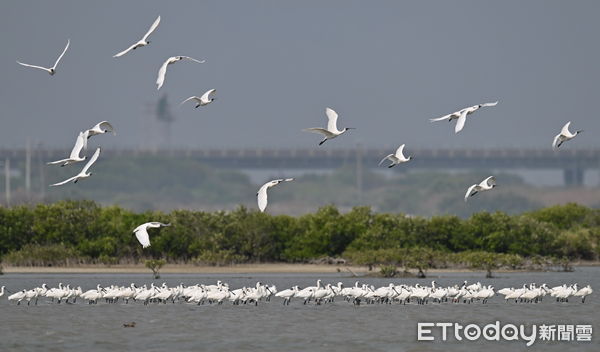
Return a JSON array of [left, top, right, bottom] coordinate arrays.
[[303, 108, 355, 145], [552, 121, 582, 149], [50, 147, 101, 186], [113, 16, 161, 58], [465, 176, 496, 201], [17, 39, 70, 75], [47, 132, 87, 166], [257, 178, 294, 212], [378, 144, 412, 168], [430, 101, 498, 133], [180, 89, 216, 108], [133, 222, 171, 248], [156, 56, 206, 90]]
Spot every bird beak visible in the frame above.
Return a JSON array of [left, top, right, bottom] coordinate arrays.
[[347, 127, 356, 130]]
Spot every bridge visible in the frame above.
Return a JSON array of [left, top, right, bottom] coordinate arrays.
[[1, 147, 599, 186]]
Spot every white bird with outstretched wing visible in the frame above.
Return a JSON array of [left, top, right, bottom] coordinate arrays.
[[50, 147, 101, 186], [257, 178, 294, 212], [180, 89, 216, 108], [133, 222, 171, 248], [465, 176, 496, 201], [114, 16, 161, 58], [156, 56, 206, 90], [17, 39, 70, 75], [303, 108, 355, 145], [378, 144, 412, 168], [47, 132, 87, 166], [552, 121, 582, 149], [430, 101, 498, 134]]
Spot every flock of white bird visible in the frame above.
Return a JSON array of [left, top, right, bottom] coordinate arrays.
[[15, 15, 585, 248], [1, 280, 593, 306]]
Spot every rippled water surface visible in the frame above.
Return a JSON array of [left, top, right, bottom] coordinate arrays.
[[0, 268, 598, 352]]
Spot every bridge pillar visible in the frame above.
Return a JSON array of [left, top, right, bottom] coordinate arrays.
[[563, 167, 584, 186]]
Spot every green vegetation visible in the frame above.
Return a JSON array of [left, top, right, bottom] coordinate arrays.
[[0, 201, 599, 271], [145, 259, 166, 279], [379, 265, 398, 278]]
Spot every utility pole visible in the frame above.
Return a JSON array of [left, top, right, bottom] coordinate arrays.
[[5, 158, 10, 206], [25, 139, 31, 195], [39, 160, 46, 201], [37, 143, 46, 201], [356, 143, 363, 203]]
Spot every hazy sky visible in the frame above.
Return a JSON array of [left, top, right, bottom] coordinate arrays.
[[1, 0, 599, 152]]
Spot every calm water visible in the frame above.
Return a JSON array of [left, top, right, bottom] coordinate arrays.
[[0, 267, 598, 352]]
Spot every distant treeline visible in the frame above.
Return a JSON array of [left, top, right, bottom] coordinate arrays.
[[0, 201, 598, 268]]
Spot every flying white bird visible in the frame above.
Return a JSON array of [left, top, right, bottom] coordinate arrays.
[[430, 101, 498, 133], [552, 121, 582, 149], [50, 147, 101, 186], [156, 56, 206, 90], [303, 108, 355, 145], [82, 121, 116, 149], [180, 89, 216, 108], [113, 16, 161, 58], [17, 39, 70, 75], [47, 132, 87, 166], [257, 178, 294, 212], [465, 176, 496, 202], [133, 222, 171, 248], [378, 144, 412, 168]]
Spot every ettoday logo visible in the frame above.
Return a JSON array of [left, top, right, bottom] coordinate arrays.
[[417, 321, 593, 346]]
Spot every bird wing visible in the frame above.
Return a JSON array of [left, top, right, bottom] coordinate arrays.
[[482, 176, 496, 187], [325, 107, 339, 132], [395, 144, 406, 158], [98, 121, 116, 135], [69, 132, 86, 159], [552, 133, 561, 149], [257, 183, 270, 212], [464, 184, 479, 201], [481, 101, 499, 107], [378, 154, 393, 166], [181, 56, 206, 64], [180, 96, 201, 105], [560, 121, 572, 136], [52, 39, 70, 69], [16, 61, 50, 71], [201, 89, 216, 102], [156, 58, 170, 89], [50, 175, 78, 187], [113, 43, 137, 58], [47, 158, 70, 165], [81, 147, 101, 174], [134, 227, 151, 248], [302, 128, 335, 138], [148, 222, 171, 228], [454, 110, 468, 133], [81, 130, 90, 150], [429, 113, 454, 122], [141, 15, 161, 41]]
